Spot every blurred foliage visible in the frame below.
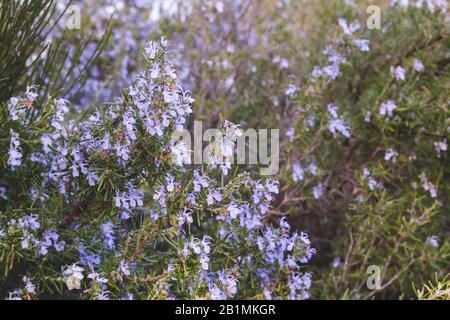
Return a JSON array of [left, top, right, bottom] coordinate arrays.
[[0, 0, 111, 106]]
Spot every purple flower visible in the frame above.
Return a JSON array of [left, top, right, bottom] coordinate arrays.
[[114, 143, 130, 161], [79, 243, 101, 269], [194, 170, 209, 192], [19, 214, 40, 231], [8, 130, 22, 169], [100, 221, 116, 250], [98, 133, 111, 151], [144, 41, 159, 59], [426, 235, 439, 248], [0, 186, 7, 200], [352, 38, 370, 52], [119, 259, 131, 276], [313, 183, 324, 199], [178, 207, 193, 226], [86, 170, 99, 186], [384, 148, 398, 163], [329, 119, 351, 137], [87, 272, 108, 284], [227, 203, 240, 219], [327, 104, 351, 137], [390, 65, 406, 80], [413, 59, 424, 72], [379, 100, 397, 117], [8, 96, 21, 121], [97, 290, 110, 300], [41, 134, 53, 154], [419, 173, 437, 198], [23, 276, 36, 295], [292, 162, 304, 182], [338, 18, 361, 35], [433, 140, 447, 156]]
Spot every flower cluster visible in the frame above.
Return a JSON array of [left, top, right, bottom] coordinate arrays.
[[327, 103, 351, 138], [205, 120, 243, 175], [0, 38, 314, 300], [311, 18, 369, 84]]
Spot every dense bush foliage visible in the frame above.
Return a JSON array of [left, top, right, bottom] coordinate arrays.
[[282, 2, 449, 299], [0, 0, 448, 300]]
